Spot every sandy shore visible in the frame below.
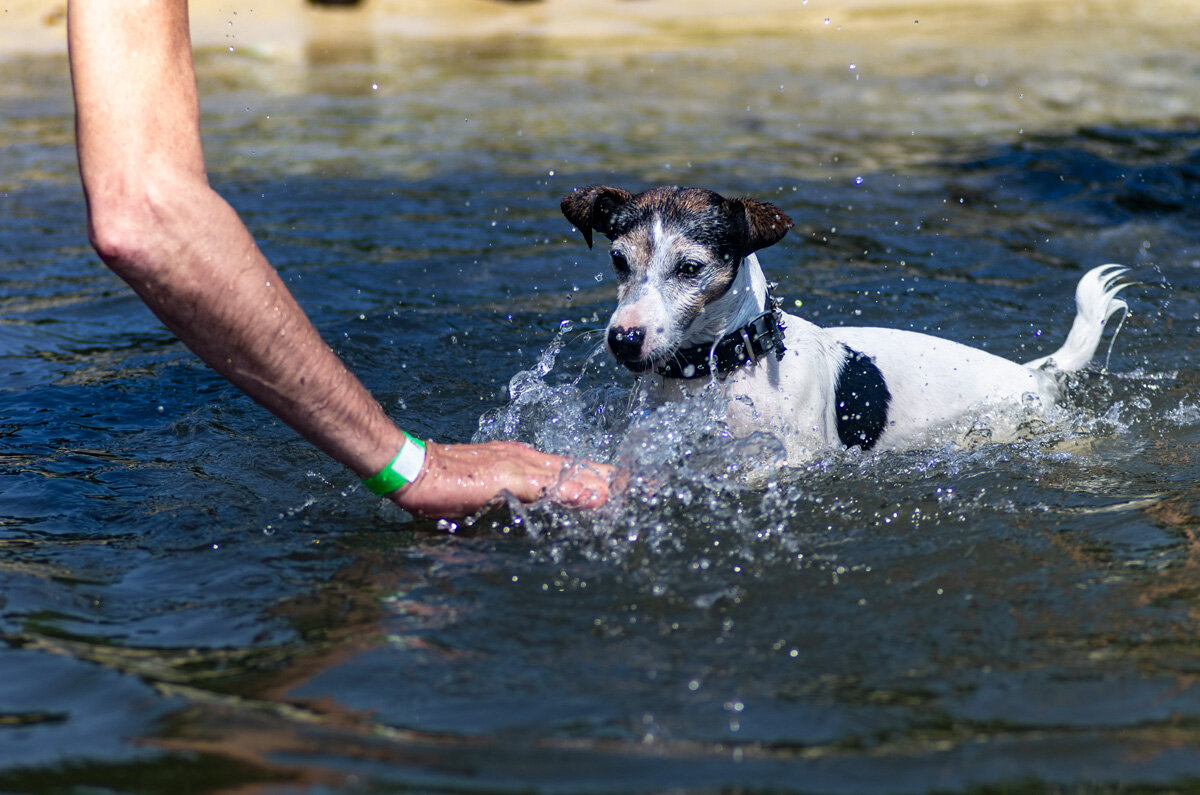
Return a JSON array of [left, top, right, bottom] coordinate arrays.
[[4, 0, 1199, 60]]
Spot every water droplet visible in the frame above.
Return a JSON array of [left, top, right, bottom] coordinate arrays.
[[848, 62, 856, 71], [854, 176, 864, 185], [371, 82, 379, 90], [227, 46, 236, 53], [824, 17, 831, 25]]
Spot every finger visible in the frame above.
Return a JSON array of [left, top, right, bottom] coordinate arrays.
[[545, 460, 620, 509]]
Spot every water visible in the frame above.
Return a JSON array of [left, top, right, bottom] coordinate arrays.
[[4, 16, 1200, 793]]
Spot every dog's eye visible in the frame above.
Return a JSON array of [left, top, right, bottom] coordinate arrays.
[[610, 251, 630, 277], [676, 259, 704, 278]]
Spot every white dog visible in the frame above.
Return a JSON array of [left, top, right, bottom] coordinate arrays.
[[561, 185, 1131, 462]]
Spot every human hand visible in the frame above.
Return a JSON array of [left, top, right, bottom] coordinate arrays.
[[391, 440, 615, 519]]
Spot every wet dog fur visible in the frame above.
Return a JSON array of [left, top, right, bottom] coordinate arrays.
[[561, 185, 1130, 462]]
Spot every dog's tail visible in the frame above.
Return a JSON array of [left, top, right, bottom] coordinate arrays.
[[1024, 264, 1131, 373]]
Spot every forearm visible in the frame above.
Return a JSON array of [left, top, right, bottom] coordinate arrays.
[[84, 185, 614, 515], [84, 182, 613, 515], [104, 182, 407, 477]]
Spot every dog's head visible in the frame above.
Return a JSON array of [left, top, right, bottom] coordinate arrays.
[[561, 185, 793, 372]]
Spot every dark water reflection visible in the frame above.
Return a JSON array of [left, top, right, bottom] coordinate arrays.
[[4, 27, 1200, 793]]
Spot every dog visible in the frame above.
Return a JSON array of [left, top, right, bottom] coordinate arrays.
[[561, 185, 1131, 462]]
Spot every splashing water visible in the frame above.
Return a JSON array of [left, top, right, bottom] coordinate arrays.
[[470, 321, 1153, 595]]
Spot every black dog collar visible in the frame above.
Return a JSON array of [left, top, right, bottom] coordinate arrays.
[[655, 293, 788, 380]]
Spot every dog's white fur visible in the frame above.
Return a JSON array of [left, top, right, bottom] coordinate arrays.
[[662, 254, 1128, 461], [562, 185, 1130, 463]]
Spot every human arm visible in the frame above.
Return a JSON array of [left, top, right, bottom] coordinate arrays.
[[66, 0, 612, 518]]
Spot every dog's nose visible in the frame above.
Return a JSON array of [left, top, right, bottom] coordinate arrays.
[[607, 325, 646, 362]]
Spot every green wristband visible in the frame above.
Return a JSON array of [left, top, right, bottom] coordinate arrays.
[[362, 432, 427, 496]]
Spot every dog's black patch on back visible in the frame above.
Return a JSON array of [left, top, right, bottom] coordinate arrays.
[[834, 346, 891, 450]]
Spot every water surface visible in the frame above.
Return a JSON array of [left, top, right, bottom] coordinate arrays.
[[3, 17, 1200, 793]]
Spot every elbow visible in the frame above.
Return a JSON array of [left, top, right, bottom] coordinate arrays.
[[83, 169, 207, 281], [86, 192, 147, 269]]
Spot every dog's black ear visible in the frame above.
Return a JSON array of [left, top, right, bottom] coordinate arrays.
[[560, 185, 634, 249], [726, 198, 794, 255]]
